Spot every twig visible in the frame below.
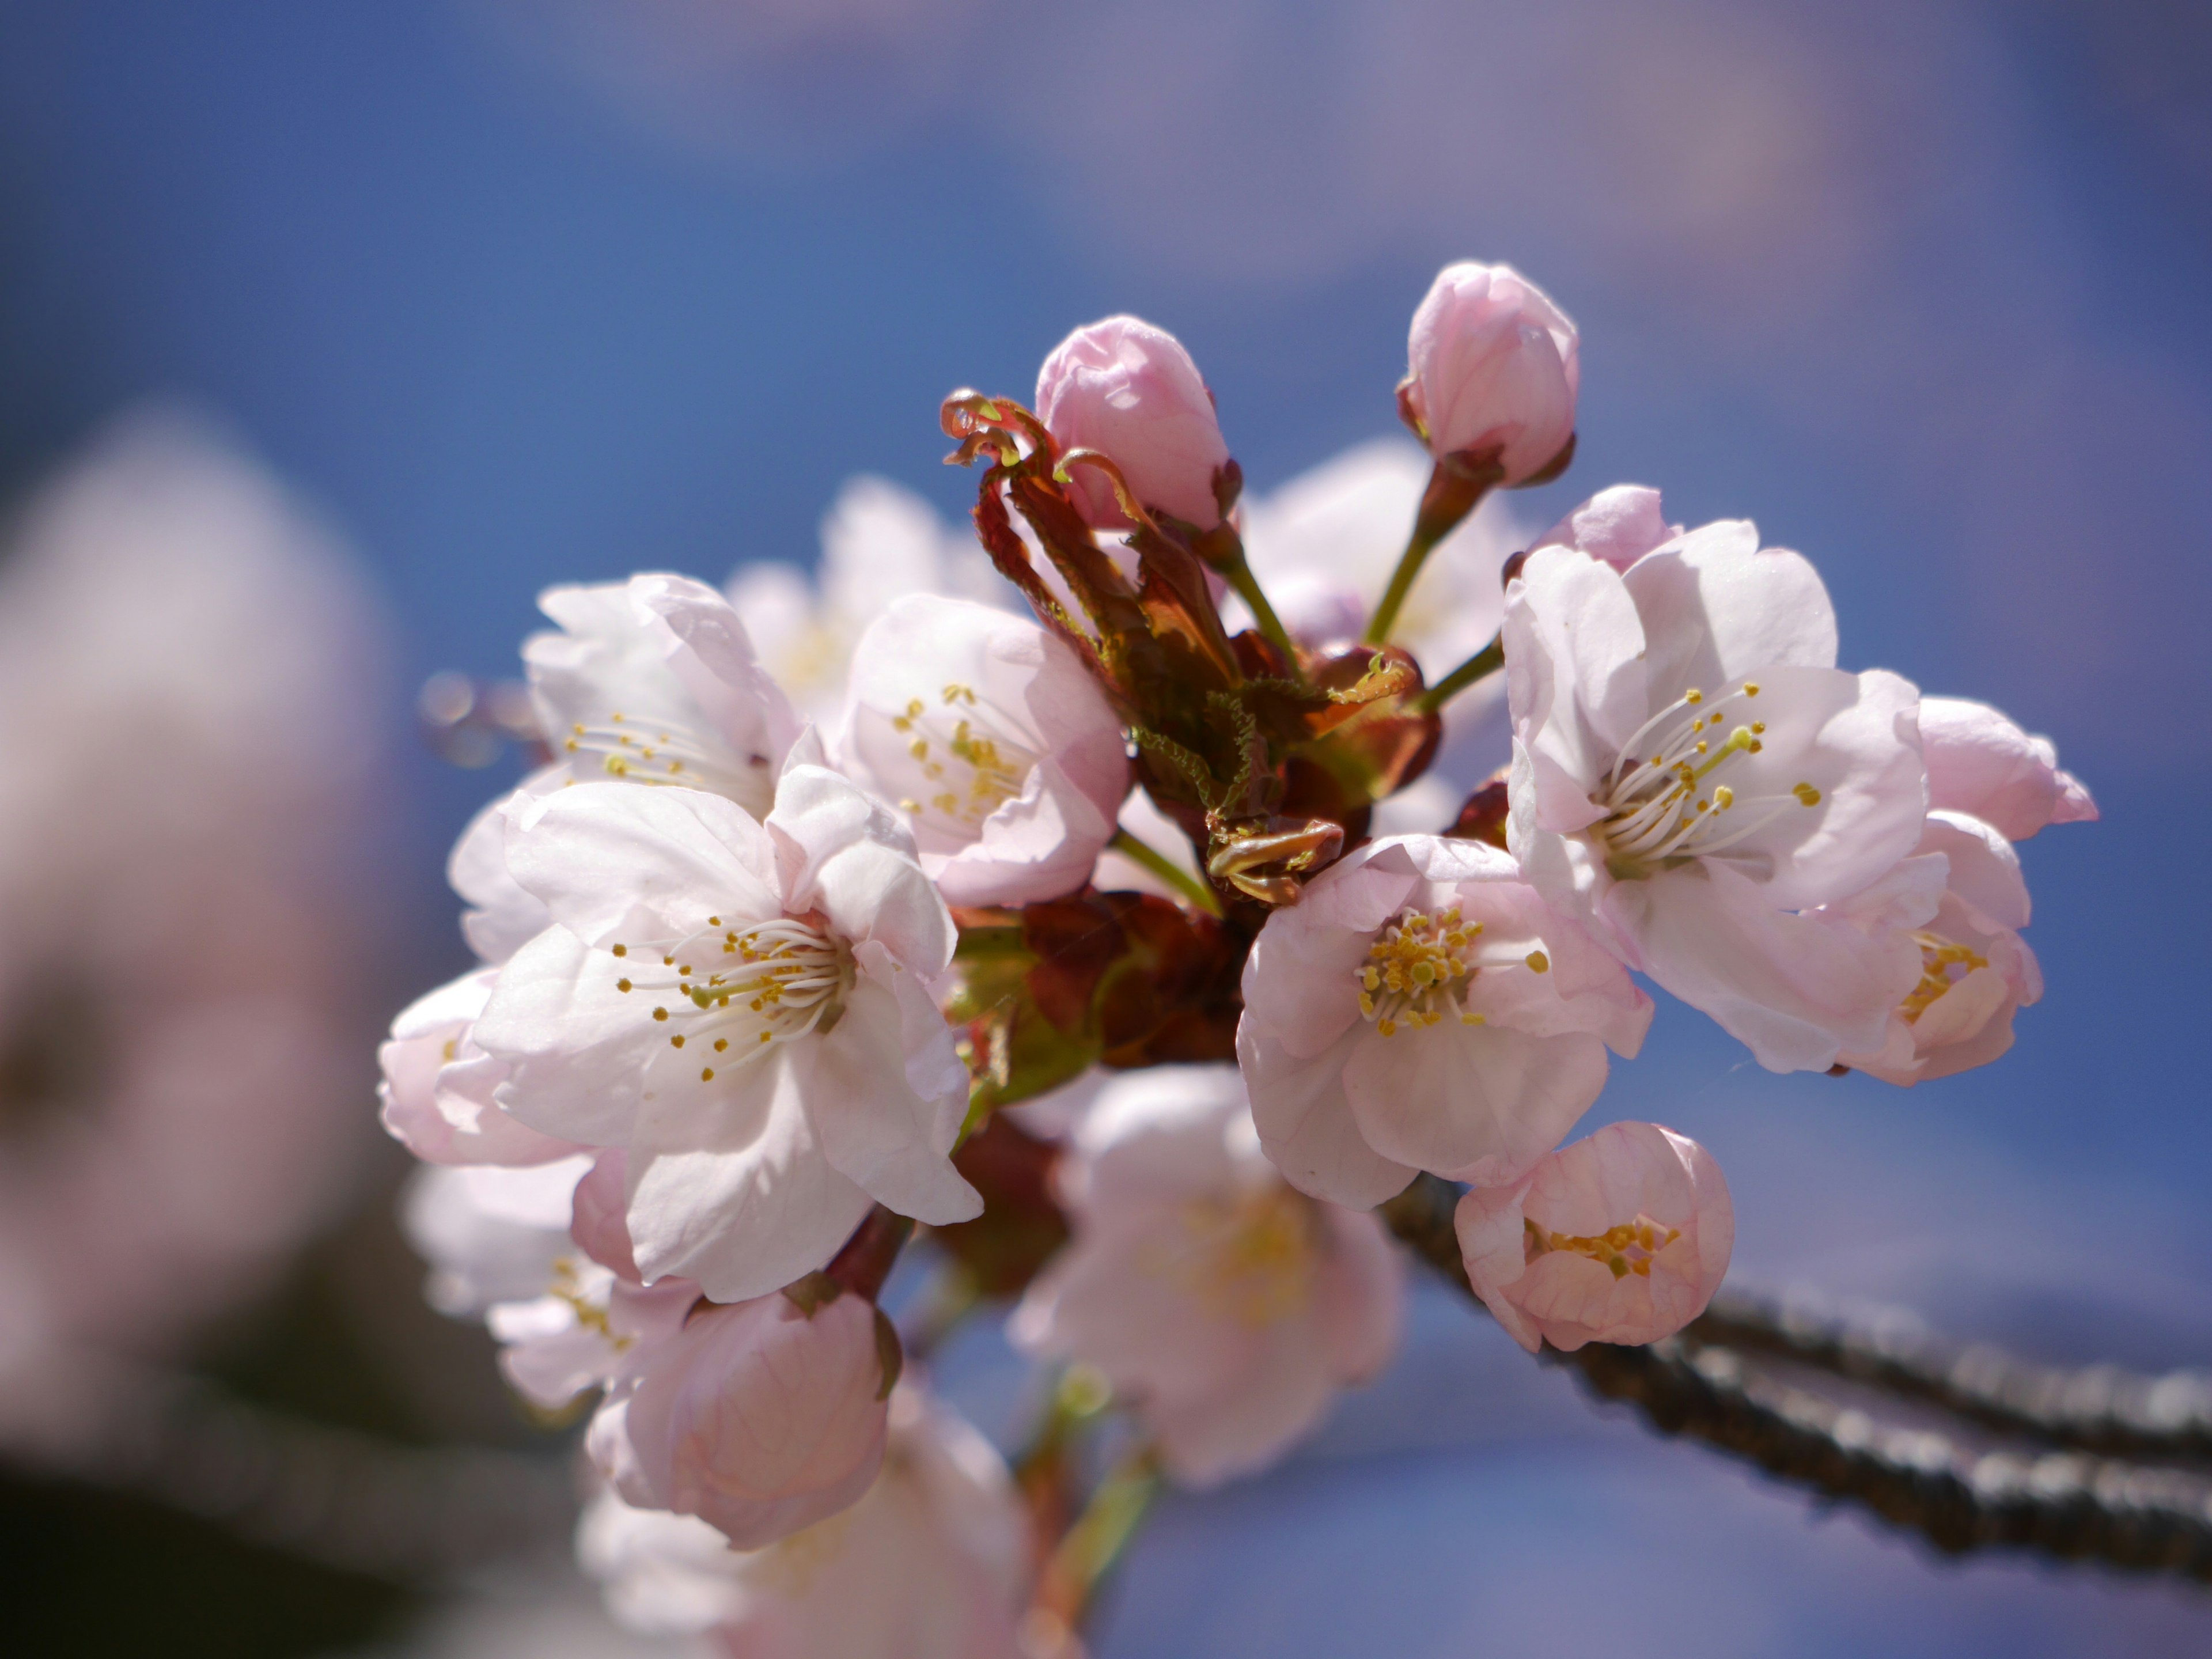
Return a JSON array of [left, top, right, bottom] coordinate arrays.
[[1380, 1173, 2212, 1583]]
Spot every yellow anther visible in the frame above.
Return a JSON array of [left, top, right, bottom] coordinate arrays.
[[671, 1034, 685, 1048], [653, 1007, 668, 1021], [1684, 689, 1703, 703], [701, 1067, 715, 1081], [1525, 950, 1550, 973], [616, 978, 632, 993], [1743, 683, 1760, 696], [1713, 786, 1733, 809], [612, 944, 627, 957], [1793, 782, 1822, 807], [714, 1039, 728, 1052]]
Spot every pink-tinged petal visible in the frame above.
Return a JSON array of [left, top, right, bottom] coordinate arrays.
[[1689, 665, 1926, 911], [765, 762, 923, 920], [800, 950, 979, 1226], [1145, 1317, 1339, 1488], [1622, 521, 1838, 694], [1239, 855, 1412, 1062], [1533, 484, 1679, 573], [1310, 1204, 1407, 1383], [448, 771, 560, 963], [497, 1316, 624, 1411], [1503, 547, 1649, 827], [504, 782, 782, 948], [623, 1053, 874, 1301], [1920, 695, 2098, 839], [634, 573, 801, 772], [1610, 859, 1936, 1074], [811, 837, 955, 975], [1342, 1019, 1607, 1187], [1458, 1121, 1732, 1353], [1921, 810, 2030, 931], [1238, 1020, 1416, 1209], [571, 1148, 640, 1281], [475, 927, 656, 1145], [379, 969, 575, 1167], [931, 755, 1116, 907]]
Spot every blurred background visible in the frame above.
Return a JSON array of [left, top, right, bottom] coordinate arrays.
[[1, 1, 2208, 1653]]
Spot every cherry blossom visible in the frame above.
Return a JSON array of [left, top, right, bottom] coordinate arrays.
[[529, 573, 801, 819], [1531, 483, 1680, 573], [377, 968, 582, 1166], [0, 410, 388, 1371], [1456, 1120, 1733, 1353], [1240, 835, 1650, 1209], [1013, 1066, 1402, 1487], [839, 595, 1128, 907], [1035, 314, 1232, 530], [1503, 526, 1929, 1073], [1833, 811, 2044, 1086], [579, 1390, 1029, 1659], [1919, 696, 2098, 842], [727, 474, 1015, 727], [1403, 261, 1579, 483], [472, 749, 980, 1302], [588, 1282, 893, 1548], [401, 1156, 692, 1411], [1233, 438, 1527, 736]]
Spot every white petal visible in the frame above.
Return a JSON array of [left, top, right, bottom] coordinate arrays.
[[800, 949, 979, 1225], [624, 1051, 874, 1302], [1623, 520, 1838, 695], [1503, 547, 1650, 808], [504, 782, 781, 948], [475, 926, 654, 1145]]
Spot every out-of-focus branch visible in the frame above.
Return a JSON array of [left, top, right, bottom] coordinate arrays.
[[0, 1344, 573, 1583], [1381, 1173, 2212, 1583], [1691, 1289, 2212, 1462]]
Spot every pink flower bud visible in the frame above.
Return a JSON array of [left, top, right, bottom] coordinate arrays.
[[1404, 262, 1579, 483], [1035, 315, 1231, 530], [1532, 484, 1679, 573], [1454, 1121, 1732, 1354], [590, 1290, 891, 1549]]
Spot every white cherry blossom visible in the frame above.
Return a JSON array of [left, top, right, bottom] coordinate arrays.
[[378, 967, 582, 1167], [401, 1156, 691, 1411], [472, 751, 980, 1302], [1834, 810, 2044, 1086], [1013, 1065, 1403, 1487], [1504, 525, 1928, 1073], [839, 595, 1128, 907], [1240, 835, 1651, 1209], [728, 474, 1016, 726]]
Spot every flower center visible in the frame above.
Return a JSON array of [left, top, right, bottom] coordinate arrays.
[[1898, 931, 1989, 1024], [1358, 907, 1482, 1035], [608, 915, 855, 1082], [563, 709, 774, 813], [1586, 683, 1820, 877], [1525, 1214, 1680, 1279], [1168, 1185, 1319, 1328], [888, 684, 1034, 830]]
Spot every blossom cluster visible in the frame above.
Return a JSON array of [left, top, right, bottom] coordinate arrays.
[[382, 260, 2094, 1650]]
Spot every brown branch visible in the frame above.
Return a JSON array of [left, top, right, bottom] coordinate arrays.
[[1381, 1174, 2212, 1584], [1690, 1289, 2212, 1463]]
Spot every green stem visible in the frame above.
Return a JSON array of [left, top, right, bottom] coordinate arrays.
[[1036, 1445, 1163, 1635], [1415, 632, 1504, 713], [1108, 828, 1222, 917], [1221, 548, 1301, 671], [1365, 457, 1498, 645]]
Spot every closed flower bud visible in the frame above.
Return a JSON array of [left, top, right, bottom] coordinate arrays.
[[590, 1288, 892, 1549], [1455, 1121, 1732, 1353], [1035, 315, 1231, 530], [1404, 262, 1578, 484]]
